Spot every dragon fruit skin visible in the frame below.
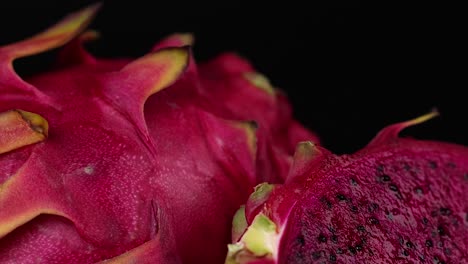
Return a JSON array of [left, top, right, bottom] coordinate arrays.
[[0, 5, 316, 264], [66, 10, 317, 186], [151, 38, 318, 184], [198, 54, 319, 184], [227, 112, 468, 263]]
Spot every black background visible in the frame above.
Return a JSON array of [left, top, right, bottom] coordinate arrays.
[[1, 1, 465, 154]]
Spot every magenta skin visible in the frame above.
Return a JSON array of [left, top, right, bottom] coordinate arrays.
[[0, 5, 317, 264], [235, 113, 468, 263]]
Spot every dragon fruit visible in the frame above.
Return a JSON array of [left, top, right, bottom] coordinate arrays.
[[227, 111, 468, 263], [0, 4, 316, 264]]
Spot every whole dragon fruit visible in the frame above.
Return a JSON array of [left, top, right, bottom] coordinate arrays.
[[227, 111, 468, 263], [0, 4, 317, 264]]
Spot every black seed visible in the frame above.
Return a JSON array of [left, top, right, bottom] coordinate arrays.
[[357, 225, 366, 232], [296, 235, 305, 246], [348, 246, 357, 254], [406, 241, 413, 248], [350, 178, 358, 186], [419, 255, 426, 261], [318, 234, 327, 243], [331, 235, 338, 243], [312, 251, 322, 260], [437, 225, 447, 236], [403, 250, 409, 256], [398, 237, 404, 245], [329, 254, 337, 262], [414, 187, 424, 195], [447, 162, 456, 168], [464, 173, 468, 181], [377, 165, 384, 172], [381, 174, 391, 182], [429, 161, 438, 168], [291, 251, 304, 262], [433, 256, 446, 264], [328, 226, 336, 233], [422, 217, 429, 225], [440, 207, 451, 216], [336, 248, 343, 254], [368, 217, 380, 225], [320, 197, 332, 210], [425, 239, 433, 247], [336, 194, 347, 201], [387, 212, 394, 220], [350, 205, 358, 213], [355, 244, 363, 251], [368, 203, 379, 212], [403, 163, 411, 171], [444, 248, 451, 255], [389, 184, 398, 192]]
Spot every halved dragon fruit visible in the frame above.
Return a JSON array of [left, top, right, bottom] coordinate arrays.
[[0, 4, 316, 264], [227, 111, 468, 263]]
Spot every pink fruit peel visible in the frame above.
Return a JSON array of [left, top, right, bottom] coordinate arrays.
[[227, 111, 468, 263], [0, 4, 317, 264]]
